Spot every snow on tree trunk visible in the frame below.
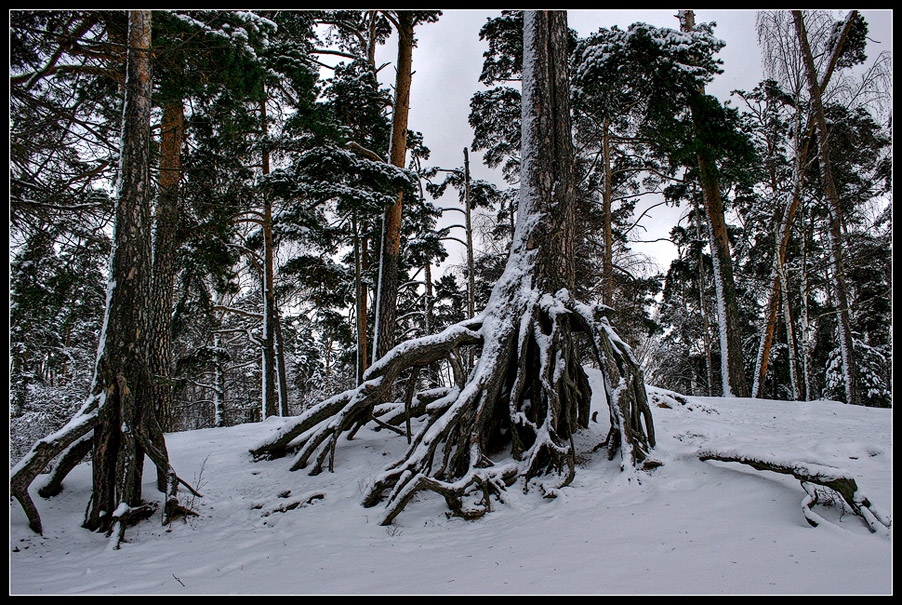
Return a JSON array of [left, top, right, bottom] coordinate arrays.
[[10, 11, 198, 543], [679, 10, 749, 399], [251, 10, 657, 526]]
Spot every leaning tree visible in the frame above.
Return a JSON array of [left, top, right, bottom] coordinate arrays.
[[251, 10, 657, 526]]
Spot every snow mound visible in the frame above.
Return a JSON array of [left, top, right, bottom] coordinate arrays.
[[10, 387, 892, 595]]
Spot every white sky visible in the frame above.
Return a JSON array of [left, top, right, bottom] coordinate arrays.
[[369, 9, 892, 279]]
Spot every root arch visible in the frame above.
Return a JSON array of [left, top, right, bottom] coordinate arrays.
[[251, 289, 657, 525]]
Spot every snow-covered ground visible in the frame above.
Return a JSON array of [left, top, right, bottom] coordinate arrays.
[[9, 369, 892, 595]]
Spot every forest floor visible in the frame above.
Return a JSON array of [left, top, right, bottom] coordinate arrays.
[[9, 369, 893, 595]]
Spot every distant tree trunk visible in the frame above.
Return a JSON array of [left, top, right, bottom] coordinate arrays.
[[752, 135, 806, 399], [213, 332, 226, 426], [353, 214, 368, 385], [774, 230, 801, 400], [752, 11, 853, 399], [798, 214, 815, 400], [259, 95, 289, 417], [463, 147, 476, 319], [793, 10, 860, 406], [273, 311, 290, 416], [373, 11, 414, 362], [601, 118, 614, 307], [691, 200, 715, 396], [679, 10, 749, 398]]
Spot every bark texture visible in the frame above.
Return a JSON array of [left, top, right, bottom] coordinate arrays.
[[11, 12, 197, 544], [373, 11, 414, 362], [148, 97, 184, 433]]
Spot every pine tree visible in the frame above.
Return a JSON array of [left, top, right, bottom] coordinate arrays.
[[11, 11, 198, 545], [251, 10, 656, 526]]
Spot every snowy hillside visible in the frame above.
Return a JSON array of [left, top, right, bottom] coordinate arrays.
[[10, 371, 892, 595]]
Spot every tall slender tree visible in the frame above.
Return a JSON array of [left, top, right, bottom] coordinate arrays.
[[372, 11, 441, 361], [792, 10, 861, 406], [677, 10, 749, 398]]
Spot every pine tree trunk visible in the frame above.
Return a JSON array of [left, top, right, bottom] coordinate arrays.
[[373, 11, 414, 361], [799, 216, 815, 400], [149, 98, 184, 434], [83, 10, 155, 534], [691, 200, 715, 396], [354, 215, 369, 385], [259, 96, 288, 418], [463, 147, 476, 319]]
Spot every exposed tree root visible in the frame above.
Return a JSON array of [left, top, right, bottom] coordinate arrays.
[[249, 10, 659, 527], [255, 491, 326, 517], [10, 392, 102, 534], [37, 434, 94, 498], [253, 289, 658, 525], [698, 450, 891, 534], [10, 384, 202, 536], [108, 502, 157, 550]]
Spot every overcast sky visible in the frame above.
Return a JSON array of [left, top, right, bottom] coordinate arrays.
[[368, 9, 892, 278]]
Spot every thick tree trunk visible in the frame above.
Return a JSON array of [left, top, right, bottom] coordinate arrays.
[[149, 98, 184, 434], [86, 11, 194, 544], [148, 97, 184, 491], [259, 96, 289, 417], [252, 10, 656, 526], [83, 10, 156, 537], [793, 10, 860, 406], [373, 11, 414, 362], [11, 11, 197, 542]]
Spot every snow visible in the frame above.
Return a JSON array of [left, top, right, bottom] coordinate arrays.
[[10, 374, 892, 595]]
